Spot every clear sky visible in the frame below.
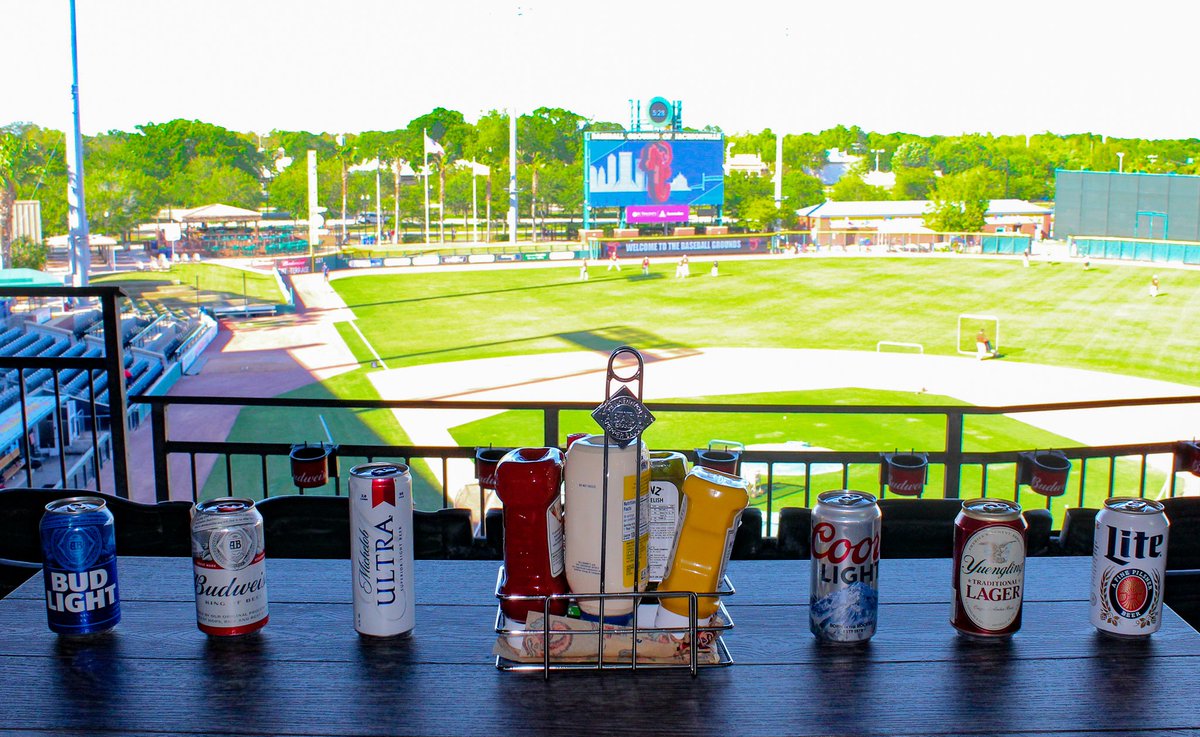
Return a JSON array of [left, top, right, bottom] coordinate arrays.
[[4, 0, 1197, 139]]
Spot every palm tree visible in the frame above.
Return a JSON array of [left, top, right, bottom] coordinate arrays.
[[334, 134, 356, 245]]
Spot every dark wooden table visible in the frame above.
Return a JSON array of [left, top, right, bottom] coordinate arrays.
[[1, 557, 1198, 737]]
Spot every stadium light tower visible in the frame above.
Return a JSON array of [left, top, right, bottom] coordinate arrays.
[[66, 0, 91, 287], [1117, 151, 1125, 173], [872, 149, 884, 172]]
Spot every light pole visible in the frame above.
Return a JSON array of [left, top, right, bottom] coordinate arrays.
[[1117, 152, 1125, 173], [872, 149, 884, 172], [1147, 154, 1159, 171]]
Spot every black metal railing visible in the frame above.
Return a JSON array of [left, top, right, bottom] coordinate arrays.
[[0, 286, 132, 496], [133, 393, 1200, 534]]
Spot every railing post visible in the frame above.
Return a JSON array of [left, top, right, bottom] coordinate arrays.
[[543, 407, 559, 449], [100, 289, 132, 498], [151, 401, 170, 502], [943, 410, 964, 499]]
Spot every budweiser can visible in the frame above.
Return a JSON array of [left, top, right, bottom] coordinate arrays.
[[191, 498, 268, 636], [40, 497, 121, 636], [810, 490, 881, 644], [350, 462, 415, 638], [951, 499, 1027, 639], [1091, 497, 1169, 638]]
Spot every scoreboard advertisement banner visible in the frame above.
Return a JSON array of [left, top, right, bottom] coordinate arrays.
[[585, 133, 724, 210]]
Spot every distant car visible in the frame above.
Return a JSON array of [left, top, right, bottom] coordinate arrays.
[[356, 212, 384, 225]]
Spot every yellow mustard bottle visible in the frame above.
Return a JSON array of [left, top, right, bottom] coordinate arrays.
[[654, 466, 749, 631]]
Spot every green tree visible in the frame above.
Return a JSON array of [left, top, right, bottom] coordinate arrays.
[[173, 156, 262, 208], [830, 173, 888, 202], [893, 167, 937, 200], [9, 236, 47, 270], [924, 167, 1002, 232]]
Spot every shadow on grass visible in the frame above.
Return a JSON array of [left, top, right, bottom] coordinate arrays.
[[344, 273, 633, 309], [379, 324, 698, 365]]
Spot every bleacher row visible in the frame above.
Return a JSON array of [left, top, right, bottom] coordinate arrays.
[[0, 326, 165, 412]]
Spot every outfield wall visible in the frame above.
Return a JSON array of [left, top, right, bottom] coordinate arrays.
[[1071, 236, 1200, 265]]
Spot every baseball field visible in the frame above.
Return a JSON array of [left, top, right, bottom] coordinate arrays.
[[207, 254, 1200, 523]]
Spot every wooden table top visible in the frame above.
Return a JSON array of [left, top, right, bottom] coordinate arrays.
[[1, 557, 1197, 737]]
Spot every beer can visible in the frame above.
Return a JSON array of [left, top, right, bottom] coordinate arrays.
[[350, 462, 415, 638], [951, 499, 1027, 639], [1091, 497, 1169, 638], [648, 450, 688, 584], [40, 497, 121, 636], [191, 498, 268, 636], [810, 490, 881, 644]]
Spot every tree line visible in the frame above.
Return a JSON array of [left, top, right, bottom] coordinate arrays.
[[4, 110, 1200, 256]]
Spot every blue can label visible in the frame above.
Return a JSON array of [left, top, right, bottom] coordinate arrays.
[[41, 510, 121, 634]]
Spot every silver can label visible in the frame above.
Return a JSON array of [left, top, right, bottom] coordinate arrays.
[[351, 464, 415, 637], [1090, 500, 1168, 637], [957, 526, 1025, 631], [810, 497, 880, 643], [192, 502, 268, 636]]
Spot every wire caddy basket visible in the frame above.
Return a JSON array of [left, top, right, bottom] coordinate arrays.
[[493, 346, 737, 677]]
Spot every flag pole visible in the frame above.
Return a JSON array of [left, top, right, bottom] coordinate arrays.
[[423, 128, 431, 244]]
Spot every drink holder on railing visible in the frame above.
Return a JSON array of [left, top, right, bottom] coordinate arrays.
[[491, 346, 738, 678]]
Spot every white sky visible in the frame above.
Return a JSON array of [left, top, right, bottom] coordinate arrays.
[[4, 0, 1198, 139]]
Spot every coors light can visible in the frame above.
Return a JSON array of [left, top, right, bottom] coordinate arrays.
[[951, 499, 1027, 639], [191, 498, 268, 636], [810, 490, 881, 644], [1091, 497, 1168, 638], [350, 462, 415, 638]]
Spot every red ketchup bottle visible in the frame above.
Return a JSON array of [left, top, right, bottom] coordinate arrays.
[[496, 447, 569, 628]]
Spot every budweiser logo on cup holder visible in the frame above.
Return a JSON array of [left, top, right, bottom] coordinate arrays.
[[474, 447, 511, 491], [289, 444, 331, 488], [880, 452, 927, 496], [1019, 451, 1071, 497], [1175, 441, 1200, 478]]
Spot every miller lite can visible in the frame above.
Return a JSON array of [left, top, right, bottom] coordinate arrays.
[[810, 490, 880, 644], [40, 497, 120, 636], [191, 498, 268, 636], [1091, 497, 1169, 638], [350, 462, 415, 638], [952, 499, 1027, 639]]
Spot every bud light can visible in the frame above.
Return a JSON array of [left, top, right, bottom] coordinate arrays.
[[350, 462, 415, 638], [952, 499, 1027, 639], [810, 490, 880, 643], [191, 498, 268, 636], [1091, 497, 1169, 638], [41, 497, 120, 635]]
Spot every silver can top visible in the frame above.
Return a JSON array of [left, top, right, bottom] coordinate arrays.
[[194, 497, 256, 515], [44, 496, 107, 515], [1104, 497, 1165, 515], [962, 498, 1022, 521], [350, 462, 410, 479], [816, 490, 878, 509]]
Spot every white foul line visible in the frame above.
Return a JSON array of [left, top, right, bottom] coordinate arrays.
[[349, 320, 389, 370]]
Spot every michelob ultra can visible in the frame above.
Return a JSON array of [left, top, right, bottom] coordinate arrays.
[[350, 462, 415, 638], [40, 497, 121, 635], [952, 499, 1027, 639], [1091, 497, 1169, 638], [810, 490, 881, 644], [191, 498, 268, 636]]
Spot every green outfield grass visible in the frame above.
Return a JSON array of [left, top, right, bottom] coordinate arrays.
[[334, 257, 1200, 385], [94, 262, 285, 310]]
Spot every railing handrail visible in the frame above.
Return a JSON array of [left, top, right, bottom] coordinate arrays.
[[131, 392, 1200, 416]]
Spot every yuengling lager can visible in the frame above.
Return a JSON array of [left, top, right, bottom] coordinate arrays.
[[951, 499, 1026, 639]]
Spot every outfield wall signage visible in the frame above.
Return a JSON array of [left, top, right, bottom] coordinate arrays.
[[611, 237, 769, 256], [584, 133, 723, 209], [627, 205, 690, 224], [276, 257, 311, 275]]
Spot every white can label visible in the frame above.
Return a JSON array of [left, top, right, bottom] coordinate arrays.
[[193, 556, 268, 629], [648, 481, 679, 582], [958, 526, 1025, 631], [351, 476, 415, 637], [547, 499, 565, 578]]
